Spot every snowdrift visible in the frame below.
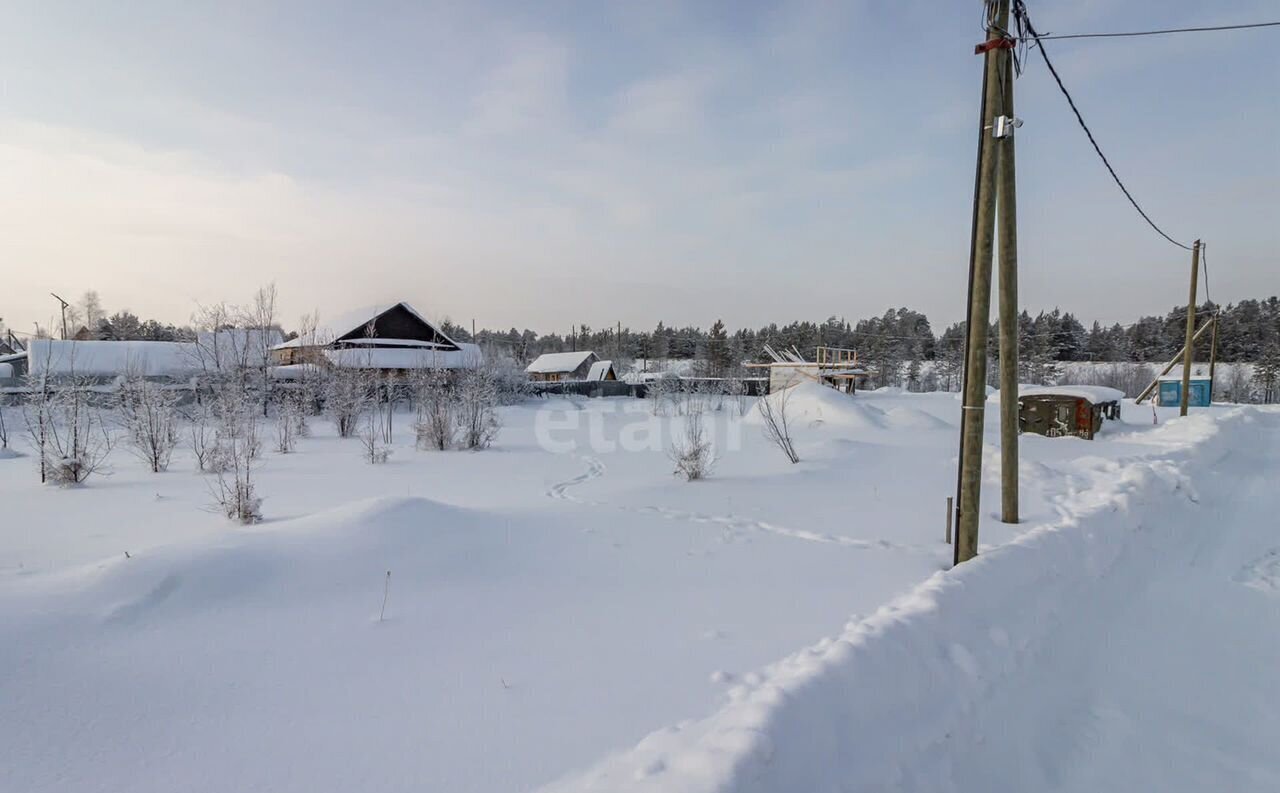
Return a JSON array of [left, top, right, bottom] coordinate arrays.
[[746, 383, 953, 434], [11, 496, 506, 625], [541, 410, 1253, 793]]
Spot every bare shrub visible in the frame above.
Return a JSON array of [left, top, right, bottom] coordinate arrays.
[[457, 366, 500, 450], [758, 386, 800, 464], [411, 367, 455, 450], [646, 375, 673, 416], [725, 375, 751, 416], [670, 404, 714, 481], [185, 401, 224, 472], [324, 366, 369, 438], [275, 393, 306, 454], [117, 375, 181, 472], [208, 389, 262, 523]]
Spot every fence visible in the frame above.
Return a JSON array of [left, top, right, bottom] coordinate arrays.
[[530, 378, 768, 400]]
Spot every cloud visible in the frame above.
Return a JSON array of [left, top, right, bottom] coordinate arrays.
[[465, 32, 571, 137]]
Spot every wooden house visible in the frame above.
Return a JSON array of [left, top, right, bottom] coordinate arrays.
[[271, 303, 480, 372], [1017, 386, 1123, 440], [525, 351, 599, 382]]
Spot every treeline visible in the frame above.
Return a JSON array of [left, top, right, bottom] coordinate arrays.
[[452, 297, 1280, 373]]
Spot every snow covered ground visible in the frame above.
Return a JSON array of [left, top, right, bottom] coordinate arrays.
[[1, 387, 1275, 792]]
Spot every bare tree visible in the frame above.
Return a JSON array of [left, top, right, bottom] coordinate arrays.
[[670, 403, 714, 481], [0, 401, 10, 453], [21, 344, 56, 482], [39, 376, 114, 485], [79, 290, 105, 333], [116, 373, 181, 472], [249, 283, 278, 417], [758, 386, 800, 464]]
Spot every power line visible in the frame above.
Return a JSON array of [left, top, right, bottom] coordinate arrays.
[[1015, 1, 1193, 251], [1025, 20, 1280, 42]]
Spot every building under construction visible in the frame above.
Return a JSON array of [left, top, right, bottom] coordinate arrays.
[[747, 345, 868, 393]]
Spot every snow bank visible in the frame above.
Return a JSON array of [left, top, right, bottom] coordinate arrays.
[[745, 383, 953, 433], [541, 410, 1249, 793], [745, 383, 885, 431]]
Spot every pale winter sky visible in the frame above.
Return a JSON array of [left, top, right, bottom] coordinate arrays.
[[1, 0, 1276, 338]]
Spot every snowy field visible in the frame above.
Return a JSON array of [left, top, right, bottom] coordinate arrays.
[[2, 387, 1278, 792]]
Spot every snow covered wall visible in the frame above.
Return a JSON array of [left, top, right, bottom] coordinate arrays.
[[541, 408, 1258, 793]]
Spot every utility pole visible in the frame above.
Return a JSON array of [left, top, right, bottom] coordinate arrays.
[[50, 293, 70, 340], [996, 41, 1019, 526], [1208, 311, 1219, 403], [1179, 240, 1201, 416], [617, 321, 622, 360], [471, 318, 476, 340], [955, 0, 1010, 566]]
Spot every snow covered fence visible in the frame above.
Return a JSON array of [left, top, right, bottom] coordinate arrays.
[[541, 408, 1254, 793]]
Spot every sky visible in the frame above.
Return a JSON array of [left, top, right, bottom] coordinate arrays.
[[1, 0, 1276, 338]]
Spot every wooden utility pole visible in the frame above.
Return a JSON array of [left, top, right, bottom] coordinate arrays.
[[1179, 240, 1201, 416], [955, 0, 1010, 565], [51, 293, 70, 340], [996, 48, 1019, 526], [1208, 312, 1219, 403]]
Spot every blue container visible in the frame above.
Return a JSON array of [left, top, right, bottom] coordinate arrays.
[[1158, 378, 1211, 407]]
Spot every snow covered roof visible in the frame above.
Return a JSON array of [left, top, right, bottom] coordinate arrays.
[[526, 351, 595, 374], [274, 302, 458, 350], [323, 343, 482, 370], [26, 340, 197, 377], [586, 360, 614, 381], [1018, 385, 1125, 403], [1158, 375, 1212, 382], [24, 333, 282, 377]]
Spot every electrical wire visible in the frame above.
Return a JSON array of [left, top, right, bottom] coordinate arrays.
[[1024, 21, 1280, 42], [1014, 1, 1193, 251]]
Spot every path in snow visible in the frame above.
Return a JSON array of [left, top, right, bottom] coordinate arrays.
[[546, 455, 607, 504], [548, 455, 937, 554], [947, 410, 1280, 792]]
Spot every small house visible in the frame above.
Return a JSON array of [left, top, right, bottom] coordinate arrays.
[[1157, 376, 1212, 408], [1017, 386, 1123, 440], [586, 360, 617, 381], [526, 351, 599, 382]]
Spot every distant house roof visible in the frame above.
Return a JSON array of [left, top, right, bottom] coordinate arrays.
[[274, 302, 459, 351], [586, 360, 615, 381], [526, 351, 596, 375]]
